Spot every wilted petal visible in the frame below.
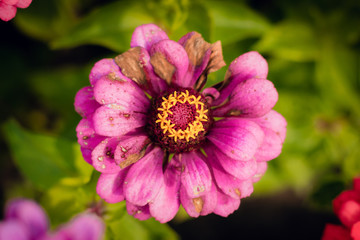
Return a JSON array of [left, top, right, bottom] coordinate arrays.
[[96, 170, 128, 203], [93, 75, 149, 112], [131, 24, 169, 52], [91, 138, 121, 174], [114, 133, 151, 169], [207, 118, 264, 161], [89, 59, 122, 86], [0, 220, 29, 240], [0, 3, 16, 21], [123, 147, 164, 206], [149, 159, 181, 223], [213, 190, 241, 217], [213, 78, 278, 118], [74, 86, 100, 118], [76, 118, 105, 150], [214, 51, 268, 106], [92, 105, 147, 137], [5, 199, 48, 239], [176, 152, 212, 198], [150, 40, 191, 88]]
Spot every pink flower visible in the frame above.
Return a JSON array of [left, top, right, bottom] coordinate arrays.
[[0, 198, 105, 240], [0, 0, 31, 21], [322, 177, 360, 240], [75, 24, 287, 223]]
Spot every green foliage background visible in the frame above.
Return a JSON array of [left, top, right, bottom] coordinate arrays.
[[1, 0, 359, 239]]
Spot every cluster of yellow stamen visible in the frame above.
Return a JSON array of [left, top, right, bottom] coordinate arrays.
[[155, 90, 208, 142]]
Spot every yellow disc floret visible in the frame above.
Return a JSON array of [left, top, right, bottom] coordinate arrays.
[[155, 91, 208, 142]]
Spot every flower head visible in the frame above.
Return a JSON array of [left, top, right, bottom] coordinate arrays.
[[0, 198, 105, 240], [0, 0, 32, 21], [75, 24, 287, 222], [322, 177, 360, 240]]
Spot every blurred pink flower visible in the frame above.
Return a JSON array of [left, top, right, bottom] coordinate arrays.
[[0, 198, 105, 240], [0, 0, 31, 21], [322, 177, 360, 240], [75, 24, 287, 222]]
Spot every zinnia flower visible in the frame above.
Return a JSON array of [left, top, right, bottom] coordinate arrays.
[[75, 24, 287, 223], [322, 177, 360, 240], [0, 198, 105, 240], [0, 0, 32, 21]]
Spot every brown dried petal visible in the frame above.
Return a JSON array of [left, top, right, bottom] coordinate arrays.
[[115, 47, 147, 87], [150, 52, 175, 85], [192, 197, 204, 213], [206, 41, 226, 74], [183, 32, 211, 67]]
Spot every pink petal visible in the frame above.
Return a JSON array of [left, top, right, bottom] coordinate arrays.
[[321, 224, 352, 240], [213, 78, 278, 118], [123, 147, 164, 206], [96, 170, 128, 203], [213, 190, 241, 217], [76, 118, 105, 150], [126, 202, 151, 221], [252, 110, 287, 143], [252, 162, 268, 182], [214, 51, 268, 106], [202, 87, 220, 105], [333, 190, 360, 217], [74, 86, 100, 118], [176, 151, 212, 198], [0, 2, 16, 21], [204, 143, 258, 180], [130, 24, 169, 52], [92, 105, 147, 137], [89, 59, 122, 86], [207, 118, 264, 161], [354, 178, 360, 192], [93, 75, 149, 112], [91, 138, 121, 174], [5, 199, 48, 239], [0, 220, 29, 240], [351, 221, 360, 240], [253, 127, 283, 161], [80, 147, 92, 165], [150, 40, 191, 88], [338, 200, 360, 228], [149, 159, 181, 223], [52, 214, 105, 240], [15, 0, 31, 8], [114, 133, 151, 169], [2, 0, 18, 5], [180, 183, 217, 217]]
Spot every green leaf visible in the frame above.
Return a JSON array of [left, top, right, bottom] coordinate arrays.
[[2, 120, 92, 190], [51, 1, 157, 52], [203, 0, 270, 44], [253, 20, 319, 61]]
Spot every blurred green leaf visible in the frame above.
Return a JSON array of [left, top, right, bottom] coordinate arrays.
[[203, 0, 270, 44], [253, 20, 319, 61], [51, 1, 157, 52], [2, 120, 92, 190]]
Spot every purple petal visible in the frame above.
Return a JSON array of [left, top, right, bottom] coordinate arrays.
[[126, 203, 151, 221], [91, 138, 121, 174], [202, 87, 220, 105], [130, 24, 169, 52], [213, 78, 278, 118], [252, 162, 267, 182], [114, 132, 151, 169], [89, 59, 122, 86], [92, 105, 147, 137], [0, 3, 17, 21], [207, 118, 264, 161], [5, 199, 48, 239], [149, 159, 181, 223], [52, 214, 105, 240], [93, 75, 149, 112], [96, 170, 128, 203], [214, 51, 268, 106], [180, 183, 217, 217], [213, 190, 241, 217], [76, 118, 105, 150], [123, 147, 164, 206], [176, 152, 212, 198], [80, 147, 92, 165], [150, 40, 191, 88], [0, 220, 30, 240], [204, 143, 257, 180], [74, 86, 100, 118]]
